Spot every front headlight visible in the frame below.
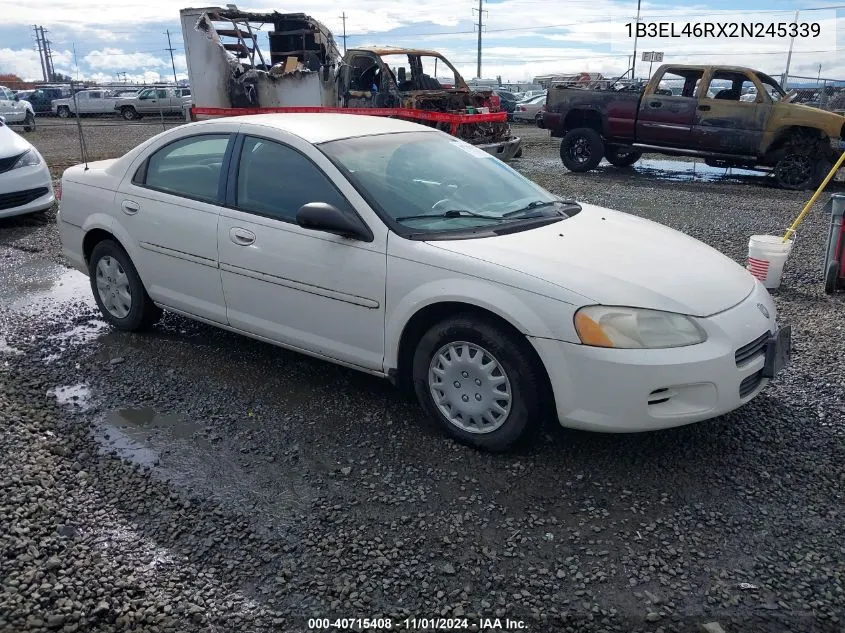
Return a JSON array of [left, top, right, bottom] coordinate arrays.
[[574, 305, 708, 349], [12, 149, 41, 169]]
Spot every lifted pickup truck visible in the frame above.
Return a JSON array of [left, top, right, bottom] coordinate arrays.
[[115, 87, 192, 120], [544, 64, 845, 189]]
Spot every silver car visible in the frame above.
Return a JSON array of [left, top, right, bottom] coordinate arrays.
[[512, 94, 547, 123]]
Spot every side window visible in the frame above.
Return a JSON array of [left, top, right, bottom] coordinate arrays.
[[140, 134, 230, 203], [655, 69, 703, 98], [350, 55, 379, 91], [90, 92, 102, 99], [139, 89, 152, 99], [157, 89, 168, 99], [235, 136, 352, 221]]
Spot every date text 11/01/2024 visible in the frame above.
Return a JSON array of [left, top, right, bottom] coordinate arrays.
[[307, 617, 527, 630], [624, 21, 821, 38]]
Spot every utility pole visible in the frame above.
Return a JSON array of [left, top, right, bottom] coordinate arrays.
[[165, 29, 179, 85], [338, 12, 348, 54], [473, 0, 488, 79], [41, 27, 55, 81], [631, 0, 642, 79], [781, 9, 799, 89], [33, 25, 48, 82]]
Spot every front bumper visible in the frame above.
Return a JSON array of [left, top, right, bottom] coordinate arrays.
[[532, 281, 785, 432], [0, 163, 55, 219], [476, 136, 522, 161]]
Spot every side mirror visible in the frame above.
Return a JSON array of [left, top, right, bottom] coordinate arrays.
[[296, 202, 373, 242], [0, 115, 6, 124]]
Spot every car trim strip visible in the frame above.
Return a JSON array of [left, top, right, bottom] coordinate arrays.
[[219, 262, 380, 309], [138, 241, 217, 268]]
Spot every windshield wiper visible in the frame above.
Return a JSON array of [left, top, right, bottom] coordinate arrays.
[[395, 209, 504, 222], [503, 199, 581, 218]]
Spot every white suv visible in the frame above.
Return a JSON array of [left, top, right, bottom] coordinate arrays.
[[0, 86, 36, 132]]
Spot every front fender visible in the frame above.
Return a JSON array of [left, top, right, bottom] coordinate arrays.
[[384, 276, 577, 372]]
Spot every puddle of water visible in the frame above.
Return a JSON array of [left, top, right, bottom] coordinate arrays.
[[42, 319, 110, 364], [48, 383, 93, 411], [4, 264, 93, 316], [93, 424, 161, 469], [626, 158, 763, 182], [0, 336, 23, 355]]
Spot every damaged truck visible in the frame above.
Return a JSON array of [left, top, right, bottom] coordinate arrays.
[[179, 6, 522, 160]]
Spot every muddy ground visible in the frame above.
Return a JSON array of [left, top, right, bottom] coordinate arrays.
[[1, 119, 844, 633]]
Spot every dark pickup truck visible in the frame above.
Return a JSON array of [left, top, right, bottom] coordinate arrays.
[[543, 64, 845, 189]]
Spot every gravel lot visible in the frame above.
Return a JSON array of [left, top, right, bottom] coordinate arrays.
[[1, 119, 844, 633]]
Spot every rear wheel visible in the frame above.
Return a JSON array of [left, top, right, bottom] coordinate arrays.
[[88, 240, 161, 332], [22, 111, 36, 132], [411, 315, 544, 452], [605, 146, 642, 167], [560, 127, 604, 172]]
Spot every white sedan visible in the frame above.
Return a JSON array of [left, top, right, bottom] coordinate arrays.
[[57, 113, 791, 451], [0, 117, 54, 219]]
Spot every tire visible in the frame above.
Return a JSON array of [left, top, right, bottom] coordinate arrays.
[[560, 127, 604, 172], [773, 153, 828, 190], [605, 146, 642, 168], [411, 314, 544, 452], [825, 261, 841, 294], [57, 106, 70, 119], [513, 147, 523, 159], [535, 114, 546, 129], [88, 240, 162, 332], [22, 112, 36, 133], [121, 106, 139, 121]]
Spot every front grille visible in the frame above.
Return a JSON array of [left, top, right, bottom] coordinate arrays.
[[735, 332, 768, 367], [0, 152, 26, 175], [0, 187, 49, 211], [739, 369, 764, 398]]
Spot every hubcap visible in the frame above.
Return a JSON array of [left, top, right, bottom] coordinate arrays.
[[428, 341, 512, 434], [95, 256, 132, 319], [569, 137, 591, 164]]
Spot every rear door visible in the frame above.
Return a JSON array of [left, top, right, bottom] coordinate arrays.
[[83, 91, 103, 113], [635, 67, 704, 147], [115, 131, 235, 323], [691, 69, 772, 157]]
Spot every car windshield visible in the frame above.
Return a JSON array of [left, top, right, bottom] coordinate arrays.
[[320, 131, 577, 238]]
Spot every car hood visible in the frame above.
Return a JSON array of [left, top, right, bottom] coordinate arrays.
[[0, 124, 33, 160], [430, 204, 755, 317]]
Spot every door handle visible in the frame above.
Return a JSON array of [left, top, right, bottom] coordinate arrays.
[[229, 227, 256, 246], [121, 200, 140, 215], [649, 101, 662, 108], [698, 104, 711, 111]]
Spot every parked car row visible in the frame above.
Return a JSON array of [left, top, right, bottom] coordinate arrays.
[[52, 87, 192, 119]]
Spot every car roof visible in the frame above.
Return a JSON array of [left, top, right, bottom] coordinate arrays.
[[194, 113, 439, 144]]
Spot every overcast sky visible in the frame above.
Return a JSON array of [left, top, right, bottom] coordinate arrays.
[[1, 0, 843, 85]]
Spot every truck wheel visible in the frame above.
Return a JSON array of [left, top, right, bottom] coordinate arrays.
[[535, 114, 546, 129], [773, 153, 825, 190], [121, 106, 139, 121], [57, 106, 70, 119], [605, 146, 642, 168], [23, 112, 36, 133], [560, 127, 604, 172]]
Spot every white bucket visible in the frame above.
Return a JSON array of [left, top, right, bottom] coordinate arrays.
[[747, 234, 794, 289]]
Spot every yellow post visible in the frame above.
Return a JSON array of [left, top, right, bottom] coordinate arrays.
[[783, 150, 845, 242]]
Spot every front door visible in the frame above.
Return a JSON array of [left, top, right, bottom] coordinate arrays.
[[635, 67, 704, 147], [116, 132, 233, 323], [691, 70, 771, 157], [217, 133, 387, 370]]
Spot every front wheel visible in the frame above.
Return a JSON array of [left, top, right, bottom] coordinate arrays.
[[560, 127, 604, 172], [773, 153, 827, 190], [605, 146, 642, 168], [57, 106, 70, 119], [412, 315, 544, 452], [121, 106, 139, 121], [88, 240, 162, 332], [23, 112, 36, 132]]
